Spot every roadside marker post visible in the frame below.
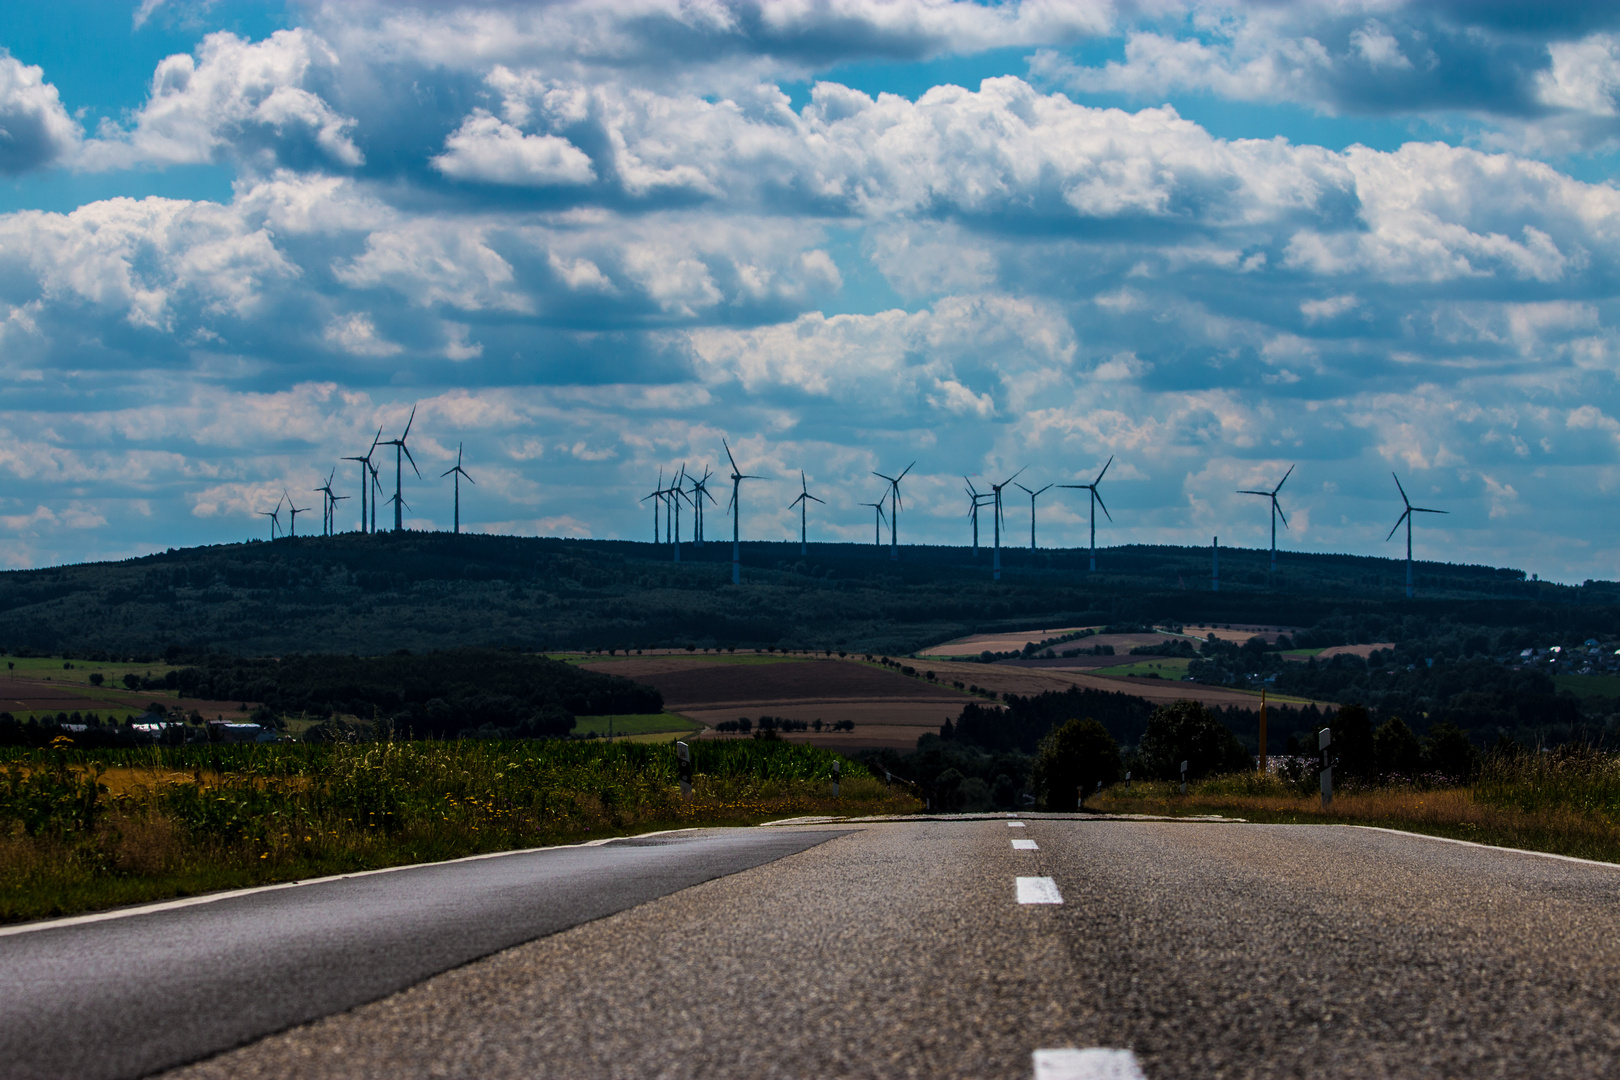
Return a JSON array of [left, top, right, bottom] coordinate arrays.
[[1258, 687, 1268, 775], [676, 740, 693, 799], [832, 759, 841, 799], [1125, 770, 1131, 791], [1319, 727, 1333, 809], [1180, 760, 1188, 795]]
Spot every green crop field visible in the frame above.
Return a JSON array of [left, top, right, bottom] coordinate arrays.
[[1097, 658, 1192, 679], [571, 714, 702, 737], [1553, 673, 1620, 699]]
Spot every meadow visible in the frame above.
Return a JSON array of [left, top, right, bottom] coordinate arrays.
[[0, 736, 918, 923], [1095, 749, 1620, 863]]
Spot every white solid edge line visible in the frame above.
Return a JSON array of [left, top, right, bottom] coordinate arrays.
[[0, 826, 710, 939], [1273, 822, 1620, 872], [1012, 838, 1039, 850], [1343, 824, 1620, 871], [1016, 876, 1063, 904], [1033, 1047, 1146, 1080]]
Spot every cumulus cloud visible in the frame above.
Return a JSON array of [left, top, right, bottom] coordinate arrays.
[[431, 111, 595, 186], [81, 29, 362, 173], [0, 53, 80, 175]]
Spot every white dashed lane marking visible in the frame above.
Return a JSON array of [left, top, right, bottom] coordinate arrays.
[[1016, 876, 1063, 904], [1012, 838, 1038, 850], [1008, 821, 1026, 827], [1032, 1047, 1147, 1079]]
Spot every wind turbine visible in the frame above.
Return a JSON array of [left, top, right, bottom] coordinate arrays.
[[988, 467, 1025, 581], [368, 459, 382, 533], [381, 405, 420, 532], [689, 467, 715, 545], [285, 491, 310, 538], [788, 471, 824, 555], [860, 500, 887, 547], [1058, 456, 1113, 572], [1386, 473, 1447, 599], [440, 443, 475, 534], [1238, 464, 1294, 576], [668, 465, 690, 562], [341, 428, 382, 533], [257, 495, 284, 540], [871, 462, 914, 561], [314, 468, 346, 536], [964, 478, 993, 555], [641, 467, 665, 544], [1015, 482, 1053, 551], [723, 439, 762, 585]]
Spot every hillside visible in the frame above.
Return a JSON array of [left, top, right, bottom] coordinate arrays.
[[0, 531, 1613, 659]]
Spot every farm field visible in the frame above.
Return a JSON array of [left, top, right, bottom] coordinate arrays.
[[571, 714, 702, 738], [1182, 624, 1304, 644], [0, 673, 251, 723], [575, 655, 969, 751], [920, 657, 1331, 709], [1554, 673, 1620, 699], [915, 625, 1097, 657], [1093, 657, 1192, 679]]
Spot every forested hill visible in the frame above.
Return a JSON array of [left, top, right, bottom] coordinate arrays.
[[0, 531, 1613, 659]]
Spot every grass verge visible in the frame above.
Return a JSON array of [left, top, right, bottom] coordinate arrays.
[[1095, 759, 1620, 864], [0, 737, 918, 923]]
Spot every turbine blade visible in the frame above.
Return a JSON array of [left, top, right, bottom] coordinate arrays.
[[402, 443, 420, 477], [401, 404, 416, 441], [1392, 471, 1410, 508], [723, 438, 739, 474], [1094, 455, 1113, 485], [1016, 483, 1033, 495], [1275, 463, 1294, 494], [1275, 499, 1289, 530], [1385, 509, 1410, 542], [1094, 490, 1112, 522], [1035, 484, 1052, 496], [898, 461, 915, 481]]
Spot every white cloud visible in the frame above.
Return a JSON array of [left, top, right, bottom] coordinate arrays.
[[431, 111, 595, 186], [324, 313, 401, 357], [81, 30, 362, 173], [0, 53, 81, 174]]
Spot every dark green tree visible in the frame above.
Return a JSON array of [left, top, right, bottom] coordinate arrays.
[[1032, 718, 1122, 810], [1330, 703, 1375, 780], [1136, 699, 1251, 782], [1373, 716, 1423, 778], [1422, 721, 1479, 782]]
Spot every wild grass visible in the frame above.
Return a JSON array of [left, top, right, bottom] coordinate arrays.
[[1095, 750, 1620, 864], [0, 737, 917, 923]]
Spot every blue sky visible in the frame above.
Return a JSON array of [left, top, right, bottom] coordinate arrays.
[[2, 1, 1620, 582]]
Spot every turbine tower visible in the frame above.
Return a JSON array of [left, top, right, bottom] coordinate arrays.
[[689, 467, 715, 545], [964, 479, 993, 555], [285, 491, 310, 537], [1386, 473, 1447, 598], [861, 500, 887, 547], [1238, 464, 1294, 575], [440, 443, 475, 534], [314, 468, 346, 537], [1015, 482, 1053, 551], [871, 462, 914, 561], [723, 439, 762, 584], [257, 495, 284, 540], [641, 466, 665, 544], [1058, 456, 1113, 572], [788, 471, 824, 555], [381, 405, 420, 532], [668, 465, 690, 562], [989, 466, 1026, 581], [341, 428, 382, 533]]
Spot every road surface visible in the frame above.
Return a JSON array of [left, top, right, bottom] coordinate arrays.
[[6, 818, 1620, 1079]]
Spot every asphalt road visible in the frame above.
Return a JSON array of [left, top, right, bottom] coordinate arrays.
[[0, 829, 843, 1080], [10, 818, 1620, 1079]]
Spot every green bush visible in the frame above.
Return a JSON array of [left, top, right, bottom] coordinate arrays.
[[1135, 699, 1251, 782], [1032, 718, 1121, 811]]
